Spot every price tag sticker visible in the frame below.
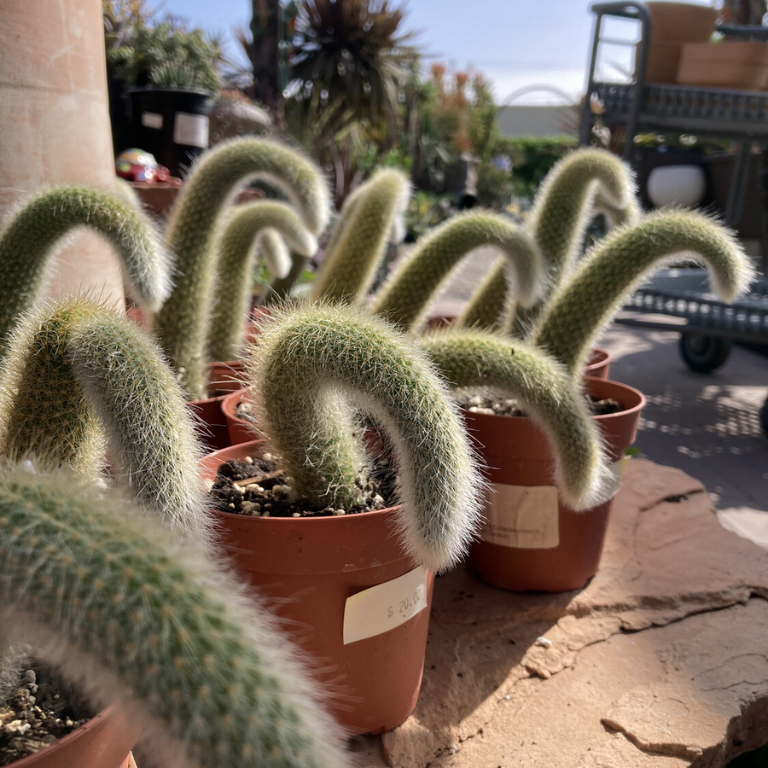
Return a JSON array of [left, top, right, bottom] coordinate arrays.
[[173, 112, 209, 148], [343, 567, 428, 645], [141, 112, 163, 129], [481, 483, 560, 549]]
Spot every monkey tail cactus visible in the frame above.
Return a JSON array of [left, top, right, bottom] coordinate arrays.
[[207, 202, 317, 362], [0, 298, 208, 538], [456, 257, 511, 331], [420, 329, 611, 511], [247, 303, 483, 572], [154, 137, 330, 399], [0, 468, 350, 768], [511, 147, 638, 338], [0, 185, 170, 356], [533, 210, 755, 376], [372, 212, 544, 333], [310, 168, 410, 305]]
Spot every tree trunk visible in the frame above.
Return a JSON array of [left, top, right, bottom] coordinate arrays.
[[250, 0, 282, 123], [0, 0, 125, 308]]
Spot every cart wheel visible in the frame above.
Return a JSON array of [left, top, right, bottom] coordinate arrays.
[[678, 333, 732, 373], [760, 395, 768, 439]]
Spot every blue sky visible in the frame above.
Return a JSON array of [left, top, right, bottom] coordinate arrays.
[[161, 0, 713, 104]]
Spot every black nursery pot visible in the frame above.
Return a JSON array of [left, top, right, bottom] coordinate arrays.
[[129, 87, 214, 177]]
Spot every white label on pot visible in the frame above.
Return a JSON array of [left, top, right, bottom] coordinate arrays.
[[141, 112, 163, 129], [481, 484, 560, 549], [174, 112, 209, 148], [343, 567, 428, 645]]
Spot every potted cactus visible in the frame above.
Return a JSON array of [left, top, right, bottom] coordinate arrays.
[[422, 209, 754, 592], [198, 303, 613, 732], [0, 467, 350, 768]]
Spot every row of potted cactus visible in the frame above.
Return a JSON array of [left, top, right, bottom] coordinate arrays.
[[0, 136, 754, 766]]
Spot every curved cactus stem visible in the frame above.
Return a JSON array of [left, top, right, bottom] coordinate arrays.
[[533, 210, 755, 376], [456, 257, 510, 331], [154, 138, 330, 399], [0, 468, 351, 768], [0, 185, 170, 357], [371, 212, 544, 333], [248, 304, 483, 572], [419, 328, 611, 511], [259, 251, 312, 306], [207, 202, 317, 363], [0, 299, 208, 538], [310, 169, 410, 305], [511, 148, 638, 338], [113, 178, 143, 210]]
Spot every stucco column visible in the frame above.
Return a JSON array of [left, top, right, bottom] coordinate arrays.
[[0, 0, 125, 307]]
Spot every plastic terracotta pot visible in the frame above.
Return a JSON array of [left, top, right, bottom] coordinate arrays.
[[12, 705, 140, 768], [220, 389, 256, 446], [187, 361, 248, 452], [200, 441, 434, 735], [584, 347, 611, 379], [466, 377, 644, 593]]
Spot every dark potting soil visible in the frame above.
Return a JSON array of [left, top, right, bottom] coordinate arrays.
[[208, 450, 398, 518], [0, 660, 93, 765], [459, 392, 623, 418]]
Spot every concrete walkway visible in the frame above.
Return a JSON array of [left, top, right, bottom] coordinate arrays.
[[430, 248, 768, 549]]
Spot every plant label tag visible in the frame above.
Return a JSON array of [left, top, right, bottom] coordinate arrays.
[[343, 567, 428, 645], [481, 484, 560, 549], [173, 112, 209, 148], [141, 112, 163, 129]]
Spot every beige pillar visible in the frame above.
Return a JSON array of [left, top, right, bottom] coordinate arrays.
[[0, 0, 125, 307]]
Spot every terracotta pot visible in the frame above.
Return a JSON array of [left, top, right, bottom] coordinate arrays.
[[220, 389, 257, 446], [187, 361, 248, 452], [646, 2, 719, 44], [466, 377, 645, 593], [583, 347, 611, 379], [12, 705, 140, 768], [678, 41, 768, 90], [640, 39, 683, 84], [200, 441, 435, 735]]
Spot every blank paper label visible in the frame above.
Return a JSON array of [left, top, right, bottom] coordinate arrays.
[[173, 112, 209, 147], [481, 484, 560, 549], [343, 567, 428, 645], [141, 112, 163, 129]]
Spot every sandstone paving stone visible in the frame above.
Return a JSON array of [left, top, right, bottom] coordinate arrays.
[[351, 459, 768, 767]]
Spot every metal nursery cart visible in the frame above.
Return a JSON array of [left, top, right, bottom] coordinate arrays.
[[581, 2, 768, 433]]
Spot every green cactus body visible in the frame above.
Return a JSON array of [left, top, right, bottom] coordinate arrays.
[[207, 202, 317, 363], [0, 300, 208, 537], [511, 148, 638, 338], [456, 257, 510, 331], [154, 138, 330, 399], [0, 186, 170, 357], [310, 169, 410, 306], [419, 329, 610, 511], [533, 210, 755, 376], [0, 468, 350, 768], [371, 210, 544, 333], [248, 304, 482, 572], [259, 251, 311, 306]]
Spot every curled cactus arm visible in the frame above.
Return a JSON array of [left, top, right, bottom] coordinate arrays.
[[248, 304, 483, 572], [511, 148, 638, 338], [259, 251, 312, 306], [372, 212, 544, 333], [0, 299, 208, 537], [0, 185, 170, 355], [310, 169, 410, 305], [457, 257, 511, 331], [155, 138, 330, 399], [207, 202, 317, 363], [533, 210, 755, 376], [420, 329, 611, 511], [0, 469, 350, 768]]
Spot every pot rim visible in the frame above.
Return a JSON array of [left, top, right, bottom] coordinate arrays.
[[128, 86, 214, 97]]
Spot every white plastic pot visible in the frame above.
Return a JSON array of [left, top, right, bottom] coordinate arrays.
[[647, 164, 707, 208]]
